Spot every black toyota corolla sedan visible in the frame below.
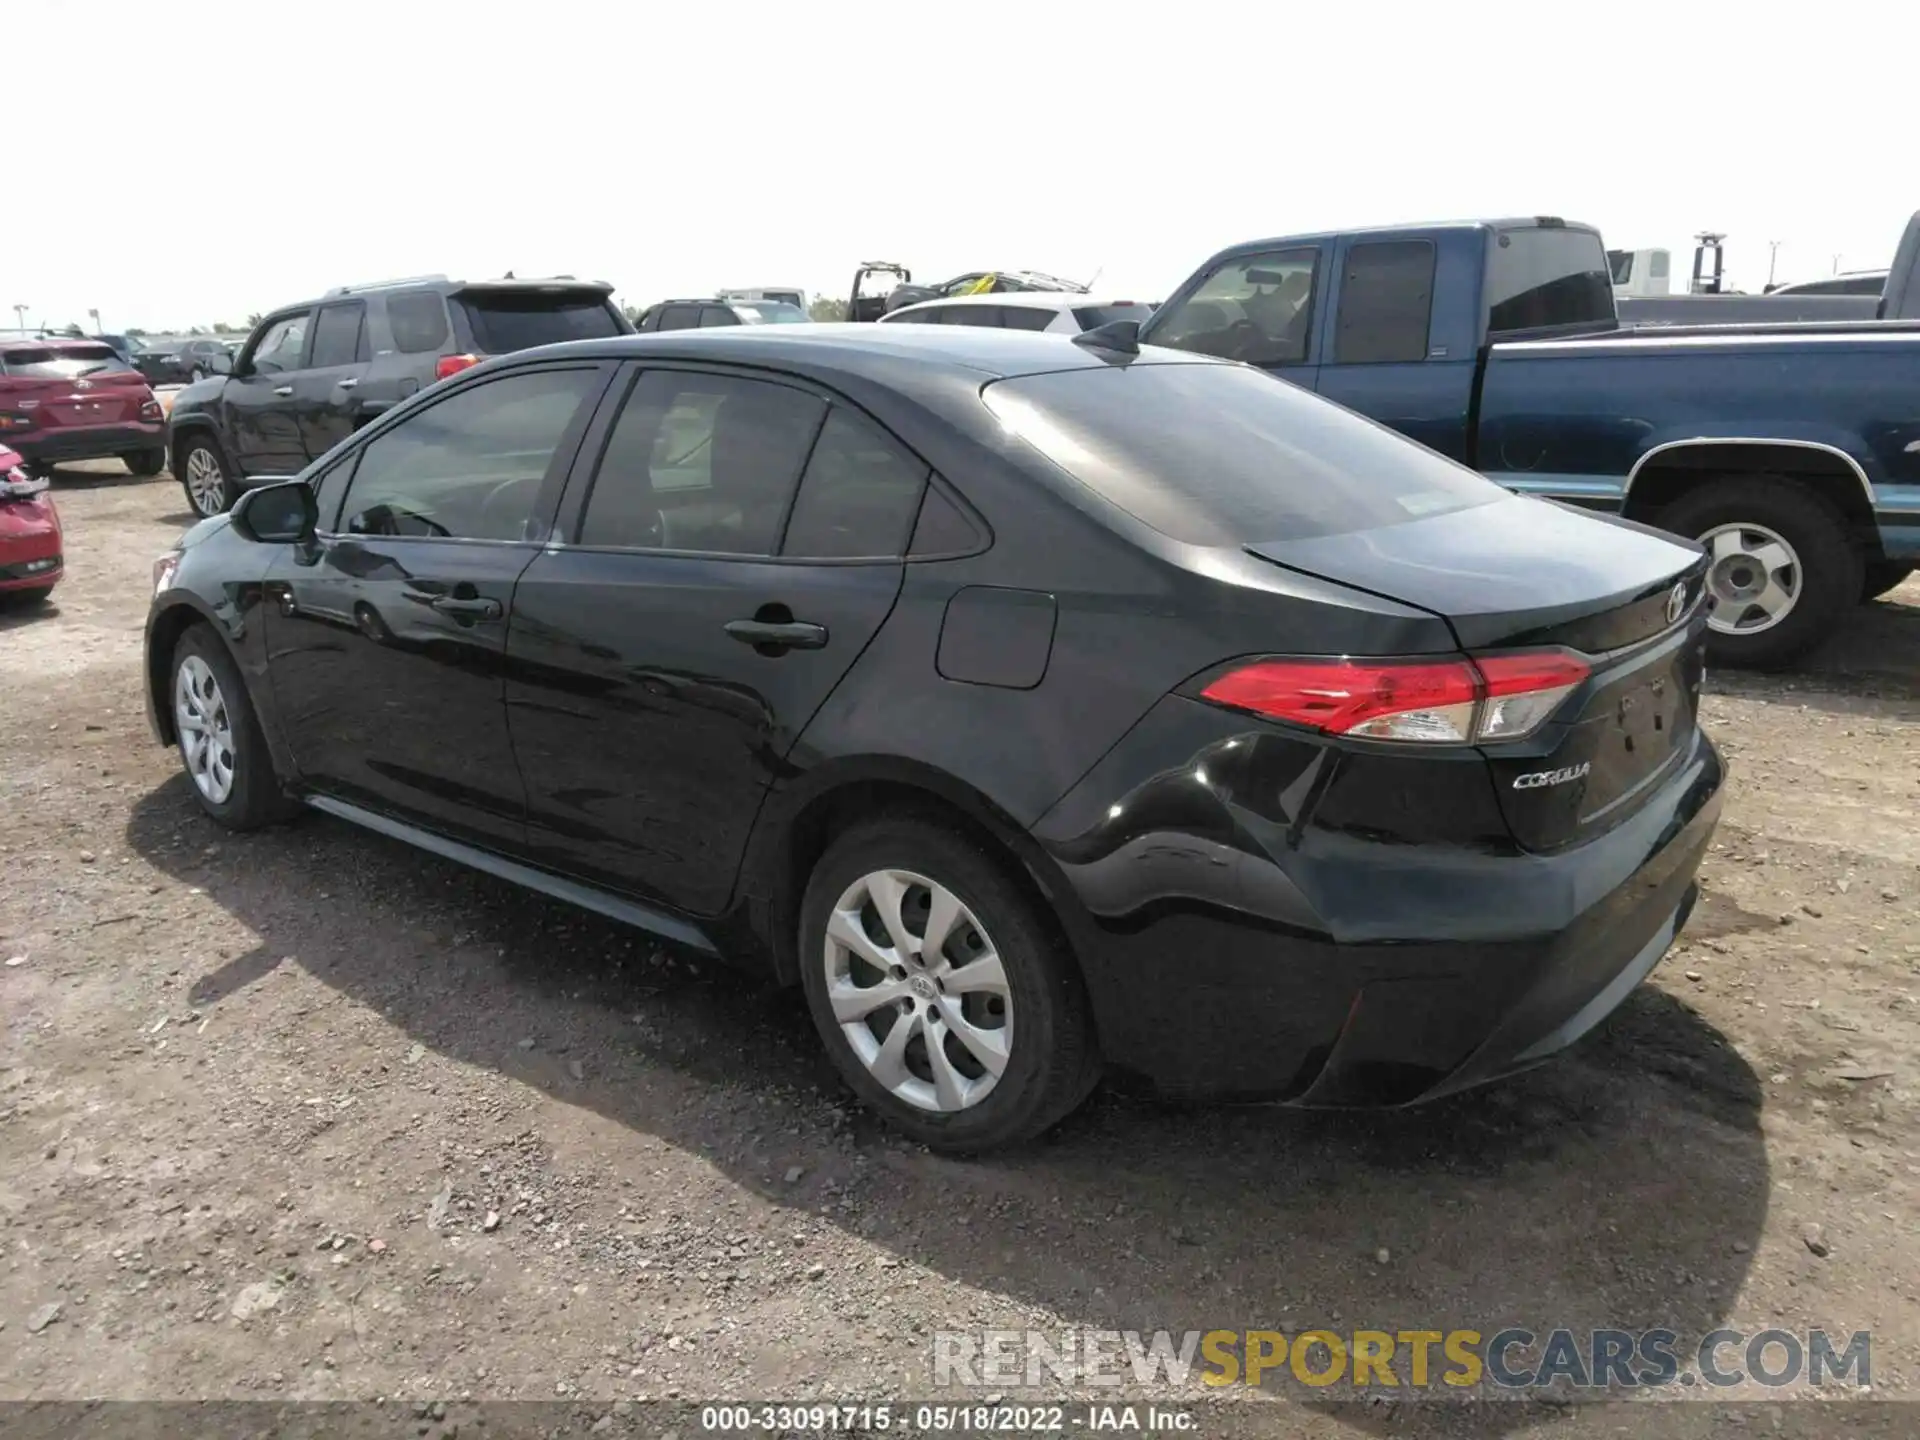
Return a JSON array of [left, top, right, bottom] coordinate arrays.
[[143, 324, 1723, 1152]]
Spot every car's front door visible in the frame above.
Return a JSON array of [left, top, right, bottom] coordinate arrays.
[[223, 309, 313, 476], [262, 362, 612, 851], [505, 364, 927, 914], [292, 300, 374, 462]]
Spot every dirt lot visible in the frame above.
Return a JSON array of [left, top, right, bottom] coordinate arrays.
[[3, 464, 1918, 1437]]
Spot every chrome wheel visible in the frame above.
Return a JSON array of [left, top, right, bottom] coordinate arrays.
[[183, 446, 225, 516], [174, 654, 236, 804], [1700, 522, 1800, 636], [823, 868, 1011, 1114]]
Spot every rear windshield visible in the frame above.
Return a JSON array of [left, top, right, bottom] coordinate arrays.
[[981, 361, 1501, 547], [1487, 227, 1615, 334], [1, 345, 133, 378], [457, 293, 624, 352], [1072, 304, 1155, 329]]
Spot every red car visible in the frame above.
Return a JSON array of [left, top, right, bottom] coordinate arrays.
[[0, 339, 167, 477], [0, 444, 62, 602]]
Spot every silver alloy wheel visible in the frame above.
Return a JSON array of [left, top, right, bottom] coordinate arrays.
[[823, 868, 1012, 1113], [1699, 521, 1800, 636], [174, 654, 237, 804], [183, 446, 225, 516]]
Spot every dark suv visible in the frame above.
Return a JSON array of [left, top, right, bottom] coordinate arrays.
[[633, 298, 811, 331], [167, 274, 631, 517]]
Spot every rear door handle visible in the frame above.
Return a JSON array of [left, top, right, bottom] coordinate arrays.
[[725, 618, 827, 650], [335, 377, 359, 390], [430, 595, 503, 620], [272, 385, 293, 396]]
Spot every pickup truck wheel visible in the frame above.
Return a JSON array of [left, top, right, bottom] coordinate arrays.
[[1862, 561, 1915, 602], [1658, 478, 1861, 671], [178, 434, 235, 518]]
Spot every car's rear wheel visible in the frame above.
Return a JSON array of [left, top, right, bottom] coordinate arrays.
[[1862, 561, 1915, 602], [1657, 477, 1861, 671], [177, 434, 234, 517], [126, 448, 167, 477], [797, 817, 1100, 1153], [170, 626, 296, 829]]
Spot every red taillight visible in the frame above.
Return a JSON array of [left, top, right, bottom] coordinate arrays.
[[140, 398, 163, 422], [1200, 650, 1591, 745], [436, 353, 481, 380]]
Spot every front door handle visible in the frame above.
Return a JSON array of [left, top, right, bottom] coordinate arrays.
[[430, 595, 503, 620], [273, 384, 293, 397], [725, 618, 827, 651], [335, 377, 359, 390]]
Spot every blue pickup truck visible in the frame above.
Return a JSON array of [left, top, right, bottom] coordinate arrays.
[[1137, 216, 1920, 668]]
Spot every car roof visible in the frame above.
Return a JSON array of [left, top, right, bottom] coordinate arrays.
[[883, 293, 1144, 318], [1201, 216, 1600, 261], [496, 324, 1224, 382]]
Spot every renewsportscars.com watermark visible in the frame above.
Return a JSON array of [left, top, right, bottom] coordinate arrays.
[[933, 1328, 1871, 1394]]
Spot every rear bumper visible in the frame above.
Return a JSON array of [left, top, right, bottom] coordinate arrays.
[[0, 554, 62, 590], [1031, 694, 1725, 1104], [10, 422, 164, 463]]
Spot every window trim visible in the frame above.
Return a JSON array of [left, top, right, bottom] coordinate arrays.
[[1331, 238, 1437, 366], [551, 359, 992, 567], [321, 360, 617, 548]]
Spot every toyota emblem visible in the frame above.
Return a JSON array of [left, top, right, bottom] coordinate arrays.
[[1665, 581, 1688, 625]]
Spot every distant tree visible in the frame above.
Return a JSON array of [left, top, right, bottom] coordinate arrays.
[[126, 326, 149, 337], [621, 303, 644, 324], [245, 312, 263, 327], [808, 297, 850, 321]]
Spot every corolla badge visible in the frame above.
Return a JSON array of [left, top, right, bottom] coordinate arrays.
[[1513, 762, 1591, 790], [1665, 581, 1687, 625]]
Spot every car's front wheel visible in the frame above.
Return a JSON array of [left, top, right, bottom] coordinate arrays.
[[797, 817, 1100, 1153], [126, 448, 167, 477], [170, 626, 296, 829], [177, 434, 234, 517]]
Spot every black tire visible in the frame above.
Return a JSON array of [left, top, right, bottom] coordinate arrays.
[[797, 817, 1101, 1153], [1657, 477, 1862, 671], [1862, 561, 1915, 602], [126, 448, 167, 477], [176, 431, 235, 517], [168, 625, 298, 830]]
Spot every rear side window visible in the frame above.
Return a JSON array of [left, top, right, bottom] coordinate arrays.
[[308, 303, 369, 368], [982, 361, 1501, 547], [1072, 303, 1154, 330], [340, 368, 600, 541], [655, 306, 701, 332], [999, 307, 1056, 332], [578, 370, 825, 555], [781, 408, 929, 558], [458, 293, 624, 352], [387, 291, 451, 353], [1486, 227, 1614, 334], [1333, 241, 1435, 364], [699, 306, 739, 327], [943, 307, 1003, 328], [889, 307, 946, 324], [1147, 248, 1319, 366]]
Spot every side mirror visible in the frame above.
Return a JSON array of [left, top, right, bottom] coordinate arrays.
[[208, 352, 234, 376], [230, 480, 317, 546]]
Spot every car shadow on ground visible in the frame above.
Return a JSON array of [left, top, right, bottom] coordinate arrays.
[[44, 463, 152, 490], [127, 778, 1767, 1430], [1716, 591, 1920, 716]]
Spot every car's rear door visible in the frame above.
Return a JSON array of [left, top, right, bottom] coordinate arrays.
[[263, 361, 614, 851], [291, 300, 374, 461], [504, 363, 927, 914]]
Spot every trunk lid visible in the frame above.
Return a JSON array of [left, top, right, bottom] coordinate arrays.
[[1247, 494, 1710, 852]]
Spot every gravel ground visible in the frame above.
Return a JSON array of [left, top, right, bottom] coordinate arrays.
[[3, 463, 1918, 1438]]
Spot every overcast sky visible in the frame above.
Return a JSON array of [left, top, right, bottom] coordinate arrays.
[[8, 0, 1909, 333]]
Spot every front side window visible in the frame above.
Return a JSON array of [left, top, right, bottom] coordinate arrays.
[[308, 303, 369, 369], [338, 368, 601, 541], [699, 306, 739, 327], [885, 306, 946, 324], [1333, 240, 1435, 364], [578, 370, 825, 555], [1148, 248, 1319, 366], [248, 313, 311, 374]]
